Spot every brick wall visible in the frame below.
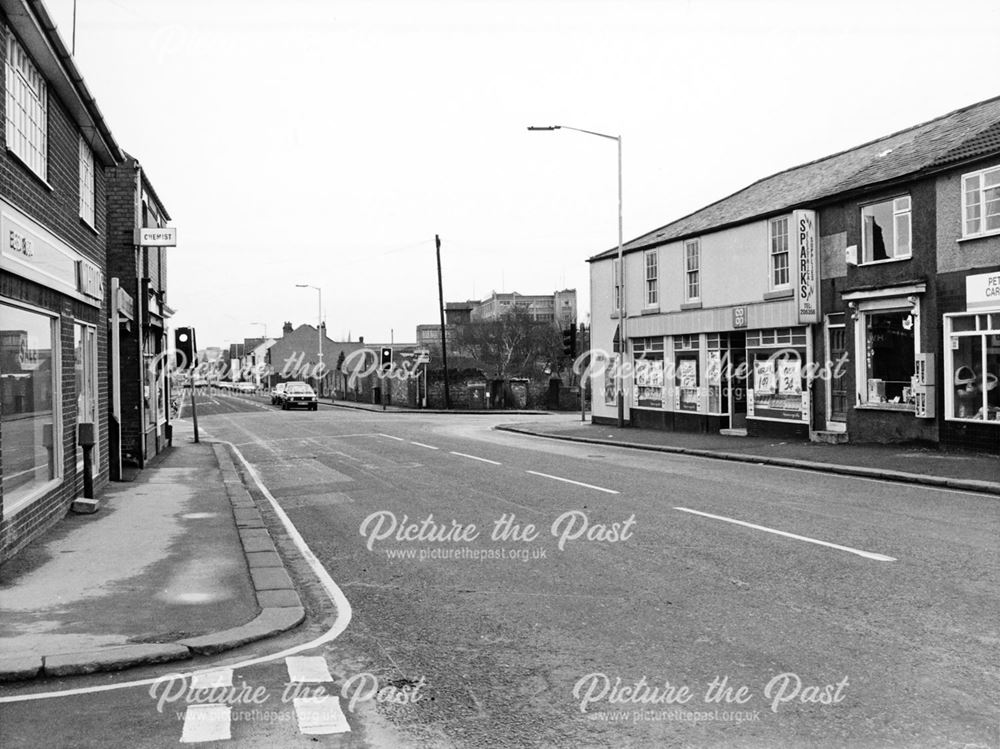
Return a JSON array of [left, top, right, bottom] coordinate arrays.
[[0, 17, 113, 561]]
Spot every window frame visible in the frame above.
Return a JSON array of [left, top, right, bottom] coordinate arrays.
[[768, 216, 790, 290], [852, 297, 920, 412], [4, 29, 48, 182], [684, 239, 700, 302], [78, 135, 96, 227], [961, 164, 1000, 239], [860, 195, 912, 264], [644, 249, 658, 307]]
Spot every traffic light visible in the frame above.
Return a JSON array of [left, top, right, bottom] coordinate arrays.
[[380, 346, 393, 372], [175, 327, 197, 369], [562, 327, 576, 359]]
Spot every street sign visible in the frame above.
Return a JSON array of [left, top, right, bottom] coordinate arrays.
[[135, 227, 177, 246]]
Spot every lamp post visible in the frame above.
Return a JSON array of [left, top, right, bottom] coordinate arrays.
[[528, 124, 626, 427], [295, 284, 323, 395]]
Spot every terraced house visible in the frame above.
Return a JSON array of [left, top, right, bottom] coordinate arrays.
[[589, 96, 1000, 453]]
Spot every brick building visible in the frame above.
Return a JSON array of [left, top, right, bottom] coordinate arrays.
[[0, 0, 123, 561], [106, 155, 173, 474]]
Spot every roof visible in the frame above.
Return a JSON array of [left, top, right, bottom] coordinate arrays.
[[590, 95, 1000, 261], [2, 0, 124, 165]]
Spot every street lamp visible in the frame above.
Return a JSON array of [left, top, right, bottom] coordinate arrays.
[[528, 124, 626, 427], [295, 284, 324, 395]]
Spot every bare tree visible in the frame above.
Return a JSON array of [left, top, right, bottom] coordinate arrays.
[[453, 308, 562, 379]]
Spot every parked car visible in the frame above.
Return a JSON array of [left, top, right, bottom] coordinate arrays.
[[280, 382, 318, 411], [270, 382, 288, 405]]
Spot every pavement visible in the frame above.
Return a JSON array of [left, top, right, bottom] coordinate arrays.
[[0, 420, 304, 683], [495, 417, 1000, 495]]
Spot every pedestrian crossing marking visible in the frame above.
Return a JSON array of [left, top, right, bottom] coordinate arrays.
[[189, 669, 233, 690], [285, 656, 333, 683], [180, 704, 231, 743], [293, 696, 351, 734]]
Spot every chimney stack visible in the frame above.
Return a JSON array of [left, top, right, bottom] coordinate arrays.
[[282, 321, 293, 335]]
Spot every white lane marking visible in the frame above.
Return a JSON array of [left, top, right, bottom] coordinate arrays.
[[294, 696, 351, 734], [674, 506, 897, 562], [189, 669, 233, 690], [450, 451, 502, 466], [525, 470, 619, 495], [410, 441, 439, 450], [180, 704, 231, 743], [0, 439, 354, 704], [286, 656, 333, 683], [378, 433, 405, 441]]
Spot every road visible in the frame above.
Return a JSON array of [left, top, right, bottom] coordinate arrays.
[[2, 392, 997, 748]]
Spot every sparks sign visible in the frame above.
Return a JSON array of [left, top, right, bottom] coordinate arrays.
[[794, 209, 819, 324]]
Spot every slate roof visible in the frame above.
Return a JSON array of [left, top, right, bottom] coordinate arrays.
[[590, 95, 1000, 261]]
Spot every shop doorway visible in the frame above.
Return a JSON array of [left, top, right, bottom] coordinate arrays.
[[825, 315, 848, 430], [727, 332, 748, 429]]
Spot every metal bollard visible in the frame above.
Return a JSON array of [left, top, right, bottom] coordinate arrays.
[[78, 422, 96, 498]]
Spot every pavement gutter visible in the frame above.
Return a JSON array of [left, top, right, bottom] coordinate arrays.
[[494, 424, 1000, 497], [0, 443, 305, 683]]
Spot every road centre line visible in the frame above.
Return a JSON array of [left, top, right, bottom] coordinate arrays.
[[525, 470, 619, 495], [674, 506, 897, 562], [410, 441, 439, 450], [378, 433, 405, 441], [450, 451, 502, 466]]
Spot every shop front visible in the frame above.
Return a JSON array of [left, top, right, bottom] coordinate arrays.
[[1, 199, 106, 558], [941, 270, 1000, 451]]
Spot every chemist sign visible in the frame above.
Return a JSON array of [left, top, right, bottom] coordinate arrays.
[[966, 271, 1000, 311], [135, 227, 177, 246], [794, 209, 819, 324]]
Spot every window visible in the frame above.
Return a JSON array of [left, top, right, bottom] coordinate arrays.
[[612, 259, 621, 311], [769, 217, 789, 288], [644, 250, 658, 306], [1, 303, 60, 512], [5, 30, 47, 180], [945, 313, 999, 422], [632, 337, 664, 408], [684, 239, 700, 301], [962, 165, 1000, 238], [861, 196, 911, 263], [858, 309, 916, 410], [79, 136, 95, 226], [673, 334, 700, 411]]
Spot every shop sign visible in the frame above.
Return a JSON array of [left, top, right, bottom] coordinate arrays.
[[1, 210, 79, 298], [135, 227, 178, 246], [732, 306, 747, 329], [117, 286, 135, 320], [77, 259, 105, 300], [966, 271, 1000, 311], [794, 209, 819, 324]]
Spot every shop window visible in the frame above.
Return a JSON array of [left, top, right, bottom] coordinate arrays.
[[946, 313, 1000, 422], [859, 309, 916, 410], [74, 323, 99, 473], [603, 355, 619, 406], [962, 165, 1000, 238], [1, 303, 59, 511], [4, 30, 47, 181], [750, 351, 804, 421], [644, 250, 658, 307], [769, 217, 790, 289], [684, 239, 700, 301], [861, 196, 911, 263], [633, 337, 664, 408]]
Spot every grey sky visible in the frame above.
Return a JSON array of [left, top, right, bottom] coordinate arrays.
[[47, 0, 1000, 348]]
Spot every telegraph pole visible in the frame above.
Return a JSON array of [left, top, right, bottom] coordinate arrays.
[[435, 234, 451, 409]]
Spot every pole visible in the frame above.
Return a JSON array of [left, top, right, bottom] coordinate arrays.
[[616, 135, 626, 429], [435, 234, 451, 409], [72, 0, 77, 55], [189, 374, 200, 443], [317, 288, 323, 396]]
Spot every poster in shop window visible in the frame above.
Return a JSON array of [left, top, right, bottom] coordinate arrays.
[[634, 357, 664, 408], [676, 357, 699, 411], [753, 354, 808, 421]]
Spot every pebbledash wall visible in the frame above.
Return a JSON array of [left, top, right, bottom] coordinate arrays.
[[0, 7, 122, 561]]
